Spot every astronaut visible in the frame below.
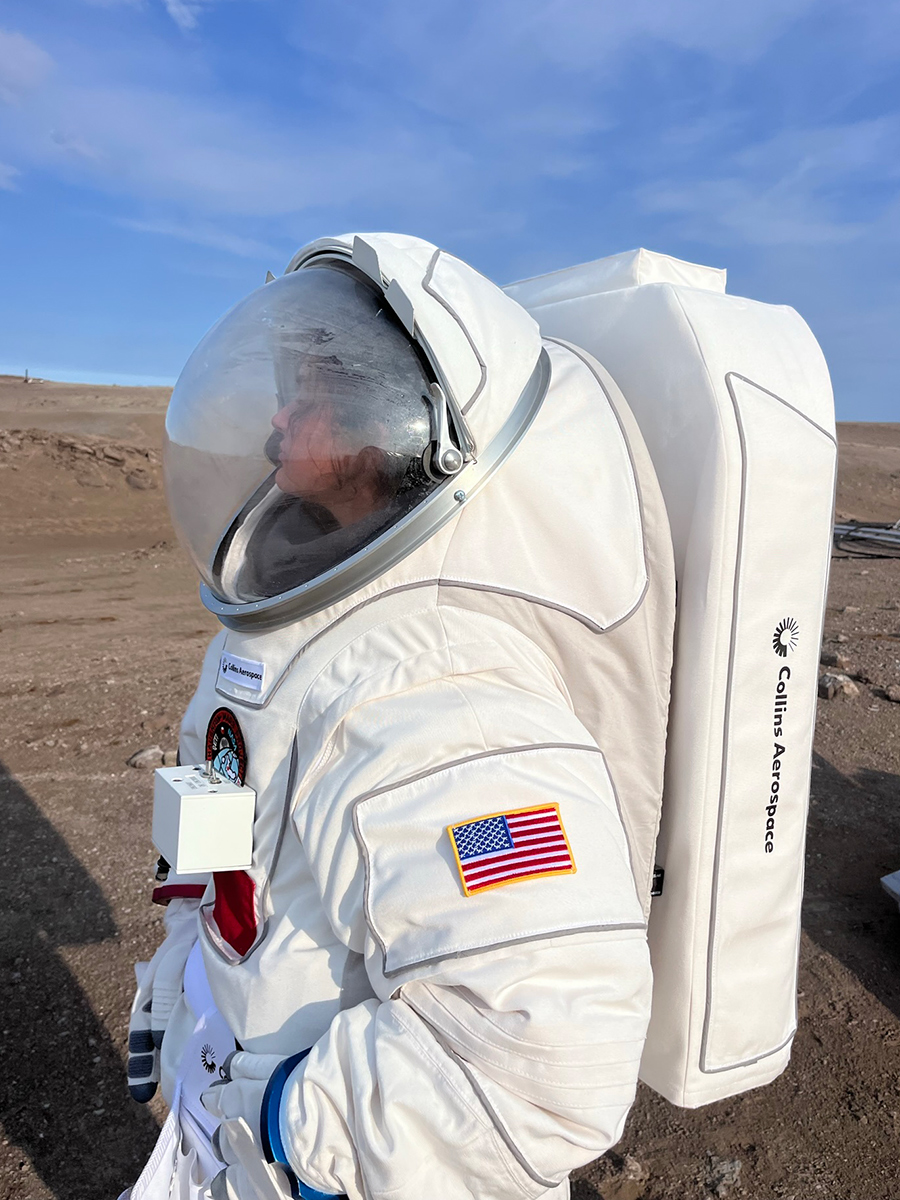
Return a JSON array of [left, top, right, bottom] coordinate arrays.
[[125, 233, 675, 1200]]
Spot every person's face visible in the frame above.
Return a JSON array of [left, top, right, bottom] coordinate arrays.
[[266, 400, 352, 501]]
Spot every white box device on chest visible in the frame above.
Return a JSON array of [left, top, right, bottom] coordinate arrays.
[[152, 763, 256, 874]]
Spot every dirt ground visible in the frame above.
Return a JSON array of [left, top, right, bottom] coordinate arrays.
[[0, 374, 898, 1200]]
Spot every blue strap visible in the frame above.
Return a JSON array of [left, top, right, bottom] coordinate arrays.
[[260, 1050, 342, 1200]]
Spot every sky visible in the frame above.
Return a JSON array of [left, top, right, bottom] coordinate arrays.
[[0, 0, 898, 418]]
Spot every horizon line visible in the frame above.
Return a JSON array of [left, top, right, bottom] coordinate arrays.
[[0, 364, 176, 389]]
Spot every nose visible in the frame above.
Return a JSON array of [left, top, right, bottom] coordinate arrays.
[[271, 406, 291, 432]]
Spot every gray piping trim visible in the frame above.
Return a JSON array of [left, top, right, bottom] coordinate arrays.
[[543, 337, 651, 627], [213, 582, 441, 709], [355, 740, 601, 806], [450, 1057, 557, 1189], [216, 566, 646, 713], [701, 1027, 796, 1074], [378, 920, 646, 980], [603, 755, 640, 909], [202, 350, 550, 631], [726, 372, 837, 446], [402, 991, 558, 1190], [699, 372, 837, 1072], [199, 904, 242, 964], [350, 742, 645, 979], [437, 579, 636, 635], [423, 248, 489, 416], [216, 574, 610, 711]]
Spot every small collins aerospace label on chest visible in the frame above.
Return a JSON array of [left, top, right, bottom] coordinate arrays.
[[218, 652, 265, 693]]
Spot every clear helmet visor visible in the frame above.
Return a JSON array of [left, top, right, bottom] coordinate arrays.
[[163, 263, 439, 604]]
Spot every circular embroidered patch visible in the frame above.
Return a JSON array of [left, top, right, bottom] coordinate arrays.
[[200, 1043, 217, 1074], [205, 707, 247, 784]]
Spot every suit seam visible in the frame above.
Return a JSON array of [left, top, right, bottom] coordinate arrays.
[[400, 996, 556, 1193], [414, 974, 647, 1057], [390, 1004, 534, 1198], [437, 607, 492, 755]]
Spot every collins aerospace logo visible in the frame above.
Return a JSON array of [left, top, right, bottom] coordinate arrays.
[[773, 617, 800, 658]]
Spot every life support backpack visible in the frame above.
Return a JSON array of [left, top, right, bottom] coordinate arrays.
[[506, 250, 837, 1108]]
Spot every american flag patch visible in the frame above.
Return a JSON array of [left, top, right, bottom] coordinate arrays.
[[448, 804, 576, 896]]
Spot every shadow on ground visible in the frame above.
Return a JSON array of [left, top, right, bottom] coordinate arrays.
[[803, 752, 900, 1020], [0, 761, 159, 1200]]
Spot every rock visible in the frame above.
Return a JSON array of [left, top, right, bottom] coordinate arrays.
[[59, 437, 93, 454], [818, 673, 860, 700], [141, 714, 170, 733], [885, 599, 900, 611], [707, 1153, 742, 1197], [76, 467, 107, 488], [126, 471, 155, 490], [885, 686, 900, 704], [835, 633, 849, 643], [820, 651, 852, 671], [593, 1152, 649, 1200], [841, 605, 860, 614], [127, 745, 164, 769], [162, 749, 178, 767], [619, 1156, 646, 1183], [102, 448, 126, 464]]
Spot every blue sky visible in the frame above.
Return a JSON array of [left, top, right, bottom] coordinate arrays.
[[0, 1, 898, 418]]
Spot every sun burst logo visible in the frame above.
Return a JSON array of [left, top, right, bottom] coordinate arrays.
[[200, 1043, 217, 1074], [773, 617, 800, 657]]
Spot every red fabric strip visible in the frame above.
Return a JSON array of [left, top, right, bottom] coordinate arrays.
[[212, 870, 258, 957], [151, 883, 208, 906]]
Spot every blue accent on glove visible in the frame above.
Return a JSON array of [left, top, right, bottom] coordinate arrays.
[[260, 1050, 342, 1200], [129, 1030, 155, 1054]]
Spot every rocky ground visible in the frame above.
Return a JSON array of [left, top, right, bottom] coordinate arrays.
[[0, 375, 898, 1200]]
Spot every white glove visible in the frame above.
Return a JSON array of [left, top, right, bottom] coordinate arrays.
[[209, 1118, 294, 1200], [201, 1051, 281, 1125], [202, 1052, 341, 1200], [127, 897, 200, 1102]]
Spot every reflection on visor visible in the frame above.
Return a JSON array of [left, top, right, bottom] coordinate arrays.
[[164, 262, 441, 605]]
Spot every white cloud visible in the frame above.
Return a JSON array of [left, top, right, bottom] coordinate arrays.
[[0, 160, 19, 189], [500, 0, 819, 66], [163, 0, 201, 32], [161, 0, 250, 33], [290, 0, 820, 128], [0, 1, 896, 266], [0, 28, 53, 104], [640, 178, 865, 246], [0, 63, 482, 227], [638, 118, 900, 246]]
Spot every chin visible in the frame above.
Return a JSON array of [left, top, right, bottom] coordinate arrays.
[[274, 467, 307, 497]]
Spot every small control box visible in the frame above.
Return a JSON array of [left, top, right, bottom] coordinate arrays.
[[152, 763, 256, 874]]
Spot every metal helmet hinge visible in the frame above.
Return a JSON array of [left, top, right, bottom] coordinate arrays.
[[423, 382, 467, 479]]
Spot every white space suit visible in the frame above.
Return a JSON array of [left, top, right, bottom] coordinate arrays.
[[127, 233, 675, 1200]]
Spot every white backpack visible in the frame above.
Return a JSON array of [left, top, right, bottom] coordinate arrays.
[[506, 250, 836, 1107]]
